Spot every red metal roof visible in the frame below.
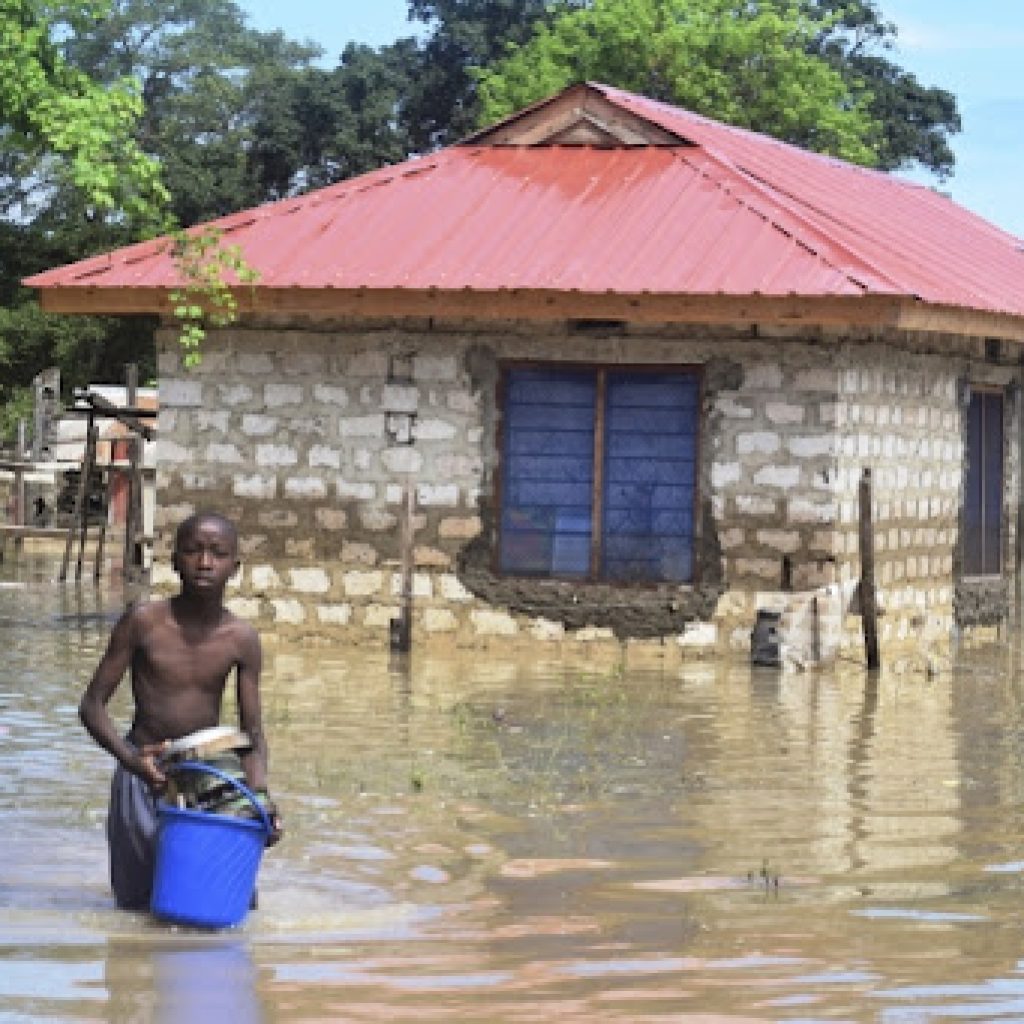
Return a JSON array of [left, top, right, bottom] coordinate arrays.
[[24, 82, 1024, 324]]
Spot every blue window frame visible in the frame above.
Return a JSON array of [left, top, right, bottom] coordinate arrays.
[[963, 388, 1003, 576], [499, 365, 699, 583]]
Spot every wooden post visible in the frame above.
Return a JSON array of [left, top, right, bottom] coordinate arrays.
[[390, 483, 415, 652], [858, 467, 880, 671], [14, 420, 26, 529], [123, 364, 140, 583], [73, 413, 98, 583], [95, 471, 115, 580]]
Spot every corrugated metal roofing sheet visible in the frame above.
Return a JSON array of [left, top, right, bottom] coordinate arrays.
[[24, 83, 1024, 322]]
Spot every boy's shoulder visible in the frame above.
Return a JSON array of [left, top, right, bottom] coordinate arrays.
[[223, 606, 261, 644], [123, 596, 172, 624]]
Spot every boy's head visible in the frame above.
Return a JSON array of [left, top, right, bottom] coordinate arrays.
[[171, 511, 240, 591]]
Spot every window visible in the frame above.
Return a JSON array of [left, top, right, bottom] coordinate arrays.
[[498, 365, 700, 583], [963, 388, 1003, 576]]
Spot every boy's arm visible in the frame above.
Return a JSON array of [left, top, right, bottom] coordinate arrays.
[[236, 623, 282, 843], [78, 606, 166, 790]]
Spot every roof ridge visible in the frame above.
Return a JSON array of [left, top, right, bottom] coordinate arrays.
[[677, 144, 905, 294]]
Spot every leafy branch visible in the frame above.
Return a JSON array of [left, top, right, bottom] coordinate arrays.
[[169, 227, 259, 368]]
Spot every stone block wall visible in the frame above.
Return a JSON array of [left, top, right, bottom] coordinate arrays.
[[152, 319, 1020, 663]]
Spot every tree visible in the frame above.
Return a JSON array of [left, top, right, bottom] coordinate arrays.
[[0, 0, 168, 228], [0, 1, 321, 438], [405, 0, 575, 149], [61, 0, 320, 226], [811, 0, 959, 176], [248, 38, 423, 199], [475, 0, 881, 165]]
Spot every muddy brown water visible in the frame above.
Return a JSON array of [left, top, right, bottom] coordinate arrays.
[[5, 558, 1024, 1021]]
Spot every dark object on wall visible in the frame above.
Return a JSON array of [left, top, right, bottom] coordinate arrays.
[[751, 609, 782, 667], [389, 615, 411, 652]]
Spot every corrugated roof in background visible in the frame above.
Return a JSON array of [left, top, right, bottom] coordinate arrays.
[[24, 83, 1024, 321]]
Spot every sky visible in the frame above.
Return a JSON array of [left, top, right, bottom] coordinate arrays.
[[239, 0, 1024, 239]]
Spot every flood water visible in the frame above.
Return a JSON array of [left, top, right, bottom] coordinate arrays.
[[5, 557, 1024, 1021]]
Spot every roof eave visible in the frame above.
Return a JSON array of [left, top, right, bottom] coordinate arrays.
[[34, 285, 1024, 341]]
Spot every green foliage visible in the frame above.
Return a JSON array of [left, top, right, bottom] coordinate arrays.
[[476, 0, 882, 165], [0, 298, 156, 445], [405, 0, 574, 148], [0, 0, 170, 230], [169, 227, 259, 368], [248, 39, 423, 198], [61, 0, 320, 227]]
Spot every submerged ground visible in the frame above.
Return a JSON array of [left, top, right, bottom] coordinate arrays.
[[3, 553, 1024, 1022]]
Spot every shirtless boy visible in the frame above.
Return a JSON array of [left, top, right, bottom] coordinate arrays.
[[80, 511, 281, 910]]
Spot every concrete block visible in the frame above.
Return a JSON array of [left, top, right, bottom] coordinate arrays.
[[381, 447, 424, 473], [270, 598, 305, 624], [265, 383, 304, 408], [753, 465, 800, 488], [316, 604, 353, 625], [237, 352, 275, 374], [439, 575, 473, 602], [240, 414, 278, 437], [217, 384, 254, 406], [530, 618, 565, 641], [309, 445, 342, 470], [764, 402, 804, 425], [232, 473, 277, 499], [257, 510, 297, 529], [251, 565, 282, 591], [439, 516, 482, 539], [343, 570, 384, 596], [256, 444, 298, 468], [161, 379, 204, 407], [289, 568, 332, 594], [339, 414, 386, 438], [285, 476, 328, 499], [315, 508, 348, 531], [206, 443, 244, 464], [423, 608, 458, 632], [470, 609, 519, 636], [363, 603, 401, 628], [737, 431, 781, 455], [313, 383, 349, 407], [413, 418, 457, 441]]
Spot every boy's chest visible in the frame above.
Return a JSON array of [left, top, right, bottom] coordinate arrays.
[[135, 625, 239, 685]]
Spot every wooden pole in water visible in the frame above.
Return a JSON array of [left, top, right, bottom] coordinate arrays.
[[402, 482, 415, 648], [14, 420, 26, 528], [123, 363, 140, 585], [390, 482, 415, 653], [74, 413, 98, 583], [858, 467, 880, 671]]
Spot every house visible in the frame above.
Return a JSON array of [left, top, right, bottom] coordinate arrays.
[[24, 83, 1024, 668]]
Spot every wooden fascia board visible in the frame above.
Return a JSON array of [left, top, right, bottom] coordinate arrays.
[[893, 303, 1024, 343], [32, 285, 1024, 340]]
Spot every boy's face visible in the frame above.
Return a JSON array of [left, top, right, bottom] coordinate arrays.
[[172, 518, 239, 592]]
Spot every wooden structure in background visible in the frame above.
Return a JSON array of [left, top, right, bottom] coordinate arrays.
[[58, 388, 154, 582]]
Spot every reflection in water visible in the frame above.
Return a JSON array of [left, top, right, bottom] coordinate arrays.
[[4, 559, 1024, 1019], [104, 939, 265, 1024]]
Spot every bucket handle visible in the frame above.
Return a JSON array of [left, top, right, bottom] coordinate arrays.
[[166, 760, 272, 835]]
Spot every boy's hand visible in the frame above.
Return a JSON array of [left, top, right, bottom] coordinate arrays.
[[256, 791, 283, 847], [133, 741, 169, 792]]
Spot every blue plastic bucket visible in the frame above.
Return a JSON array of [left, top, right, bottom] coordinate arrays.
[[151, 761, 271, 929]]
